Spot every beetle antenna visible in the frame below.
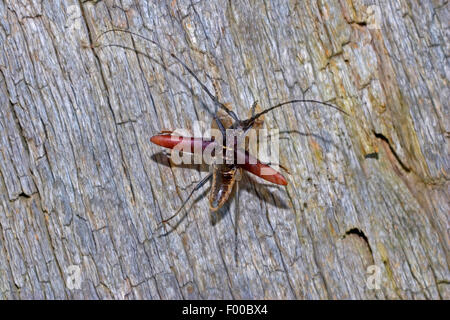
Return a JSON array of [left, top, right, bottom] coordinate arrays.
[[243, 99, 350, 130], [95, 29, 240, 122]]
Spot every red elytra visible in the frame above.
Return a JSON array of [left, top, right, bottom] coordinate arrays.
[[150, 134, 288, 186]]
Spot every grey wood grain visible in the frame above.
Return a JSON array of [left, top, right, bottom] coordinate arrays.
[[0, 0, 448, 299]]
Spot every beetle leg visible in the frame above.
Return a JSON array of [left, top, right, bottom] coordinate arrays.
[[214, 114, 226, 137], [160, 173, 212, 225]]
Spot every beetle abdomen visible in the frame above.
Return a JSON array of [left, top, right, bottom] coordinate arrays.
[[209, 165, 236, 211]]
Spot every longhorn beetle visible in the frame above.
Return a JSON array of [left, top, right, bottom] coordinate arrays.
[[95, 29, 350, 261]]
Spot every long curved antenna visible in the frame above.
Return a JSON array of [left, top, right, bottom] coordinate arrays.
[[242, 99, 350, 130], [95, 29, 240, 122], [161, 173, 212, 224]]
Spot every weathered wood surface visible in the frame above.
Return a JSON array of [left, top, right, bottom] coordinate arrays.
[[0, 0, 448, 299]]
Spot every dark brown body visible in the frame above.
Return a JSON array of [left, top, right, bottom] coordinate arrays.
[[208, 107, 239, 212], [209, 164, 237, 211]]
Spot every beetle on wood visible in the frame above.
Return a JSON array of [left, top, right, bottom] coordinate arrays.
[[95, 29, 350, 259]]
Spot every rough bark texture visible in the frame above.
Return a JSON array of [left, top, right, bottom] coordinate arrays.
[[0, 0, 448, 299]]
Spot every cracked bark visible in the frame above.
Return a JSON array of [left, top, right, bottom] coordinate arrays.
[[0, 0, 448, 299]]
